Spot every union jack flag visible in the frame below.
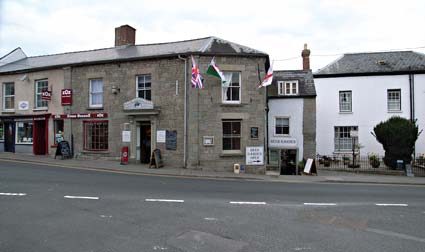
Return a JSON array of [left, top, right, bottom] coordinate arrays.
[[191, 56, 204, 89]]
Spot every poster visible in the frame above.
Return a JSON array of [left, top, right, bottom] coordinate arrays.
[[246, 146, 264, 165], [157, 130, 166, 143], [122, 131, 131, 142]]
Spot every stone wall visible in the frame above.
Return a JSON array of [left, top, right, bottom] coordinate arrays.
[[303, 97, 316, 159]]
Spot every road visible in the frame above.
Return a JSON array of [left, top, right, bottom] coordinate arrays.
[[1, 160, 424, 252]]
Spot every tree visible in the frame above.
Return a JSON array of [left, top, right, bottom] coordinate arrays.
[[372, 116, 420, 169]]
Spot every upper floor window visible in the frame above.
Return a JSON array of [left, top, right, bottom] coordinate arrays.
[[339, 90, 352, 112], [89, 79, 103, 108], [222, 120, 241, 150], [2, 82, 14, 110], [278, 80, 298, 95], [275, 117, 289, 135], [222, 72, 241, 103], [136, 75, 151, 100], [35, 79, 48, 108], [387, 89, 401, 111], [334, 126, 358, 152]]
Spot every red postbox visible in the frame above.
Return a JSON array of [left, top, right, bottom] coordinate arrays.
[[121, 146, 129, 165]]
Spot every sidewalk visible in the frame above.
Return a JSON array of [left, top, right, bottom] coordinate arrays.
[[1, 152, 425, 186]]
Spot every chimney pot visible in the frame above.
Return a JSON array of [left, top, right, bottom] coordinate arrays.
[[302, 43, 311, 70], [115, 25, 136, 47]]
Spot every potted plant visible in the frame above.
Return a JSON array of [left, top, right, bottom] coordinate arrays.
[[369, 154, 380, 168], [323, 156, 331, 167]]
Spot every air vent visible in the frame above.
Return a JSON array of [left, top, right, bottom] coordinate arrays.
[[377, 60, 386, 65]]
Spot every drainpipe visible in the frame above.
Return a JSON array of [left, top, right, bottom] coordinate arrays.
[[178, 55, 187, 168], [409, 73, 415, 159]]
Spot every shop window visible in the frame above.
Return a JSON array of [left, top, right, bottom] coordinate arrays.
[[54, 120, 64, 144], [16, 121, 33, 144], [0, 123, 3, 140], [84, 121, 108, 151]]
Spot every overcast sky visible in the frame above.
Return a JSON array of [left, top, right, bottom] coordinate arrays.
[[1, 0, 424, 71]]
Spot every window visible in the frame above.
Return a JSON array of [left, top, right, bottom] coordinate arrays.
[[2, 82, 14, 110], [250, 127, 259, 139], [278, 80, 298, 95], [89, 79, 103, 108], [275, 117, 289, 135], [334, 126, 358, 152], [35, 79, 48, 108], [54, 120, 64, 144], [339, 91, 352, 112], [16, 121, 33, 144], [222, 120, 241, 150], [387, 89, 401, 111], [0, 123, 3, 140], [84, 121, 108, 151], [136, 75, 152, 100], [222, 72, 241, 103]]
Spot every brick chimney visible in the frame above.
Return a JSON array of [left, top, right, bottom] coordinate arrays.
[[301, 43, 311, 70], [115, 25, 136, 47]]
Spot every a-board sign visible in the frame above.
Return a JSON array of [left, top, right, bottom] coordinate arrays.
[[55, 141, 72, 160], [303, 158, 317, 175], [166, 130, 177, 150], [149, 148, 164, 168]]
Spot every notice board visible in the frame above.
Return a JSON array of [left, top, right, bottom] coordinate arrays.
[[166, 130, 177, 150]]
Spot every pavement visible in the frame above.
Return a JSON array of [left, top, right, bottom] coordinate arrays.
[[1, 152, 425, 186]]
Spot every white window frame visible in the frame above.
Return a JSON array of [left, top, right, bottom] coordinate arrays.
[[274, 117, 290, 136], [222, 72, 241, 104], [278, 80, 298, 96], [339, 90, 352, 112], [15, 121, 33, 144], [89, 79, 103, 108], [136, 74, 152, 100], [35, 79, 48, 109], [2, 82, 15, 111], [387, 89, 401, 112], [334, 126, 358, 152]]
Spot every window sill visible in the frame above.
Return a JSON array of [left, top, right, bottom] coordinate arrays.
[[16, 143, 33, 145], [273, 134, 290, 137], [2, 110, 15, 114], [82, 150, 110, 154], [33, 108, 48, 112], [339, 111, 353, 114], [387, 110, 402, 113], [87, 107, 104, 110], [220, 151, 244, 157], [220, 103, 244, 107]]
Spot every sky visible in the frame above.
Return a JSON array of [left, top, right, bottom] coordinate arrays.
[[1, 0, 425, 71]]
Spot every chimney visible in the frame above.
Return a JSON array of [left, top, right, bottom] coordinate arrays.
[[115, 25, 136, 47], [301, 43, 311, 70]]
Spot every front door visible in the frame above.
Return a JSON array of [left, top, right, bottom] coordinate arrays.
[[4, 122, 15, 152], [140, 124, 151, 163], [33, 120, 47, 155], [280, 149, 297, 175]]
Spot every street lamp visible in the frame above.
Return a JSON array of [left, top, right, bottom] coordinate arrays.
[[351, 129, 359, 168]]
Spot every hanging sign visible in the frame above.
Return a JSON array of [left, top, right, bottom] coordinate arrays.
[[41, 90, 52, 101], [61, 89, 72, 105]]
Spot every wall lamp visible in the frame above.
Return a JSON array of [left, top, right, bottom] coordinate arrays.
[[112, 85, 120, 94]]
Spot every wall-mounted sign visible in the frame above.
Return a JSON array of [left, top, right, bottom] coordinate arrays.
[[52, 113, 108, 119], [250, 127, 259, 139], [41, 90, 52, 101], [122, 131, 131, 142], [166, 130, 177, 150], [269, 137, 297, 148], [124, 97, 154, 110], [61, 89, 72, 105], [157, 130, 166, 143], [18, 101, 29, 110], [246, 146, 264, 165], [203, 136, 214, 146]]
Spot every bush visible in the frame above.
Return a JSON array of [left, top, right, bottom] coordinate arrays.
[[372, 117, 420, 169]]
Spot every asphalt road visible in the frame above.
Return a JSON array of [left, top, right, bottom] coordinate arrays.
[[1, 160, 424, 252]]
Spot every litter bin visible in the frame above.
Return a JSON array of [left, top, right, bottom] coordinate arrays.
[[233, 164, 240, 174], [121, 146, 129, 165]]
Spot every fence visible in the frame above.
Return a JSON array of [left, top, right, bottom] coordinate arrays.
[[316, 154, 425, 177]]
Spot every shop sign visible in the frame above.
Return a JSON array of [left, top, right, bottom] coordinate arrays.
[[270, 137, 297, 148], [124, 97, 154, 110], [61, 89, 72, 105], [246, 146, 264, 165], [41, 90, 52, 101], [18, 101, 29, 110], [52, 113, 108, 119]]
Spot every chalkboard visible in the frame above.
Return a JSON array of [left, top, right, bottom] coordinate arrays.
[[55, 141, 72, 160], [166, 130, 177, 150], [149, 148, 164, 168], [303, 158, 317, 175]]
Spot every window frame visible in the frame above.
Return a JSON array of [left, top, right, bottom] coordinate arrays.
[[334, 126, 358, 152], [221, 72, 241, 104], [278, 80, 298, 96], [387, 89, 401, 112], [222, 120, 241, 151], [136, 74, 152, 100], [83, 120, 109, 151], [2, 82, 15, 111], [35, 79, 49, 109], [339, 90, 352, 112], [274, 117, 290, 136], [0, 122, 4, 141], [89, 79, 103, 108], [15, 121, 33, 144], [54, 119, 64, 145]]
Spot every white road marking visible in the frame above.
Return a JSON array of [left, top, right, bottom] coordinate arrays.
[[204, 217, 218, 221], [64, 195, 99, 200], [100, 215, 113, 218], [304, 203, 337, 206], [229, 201, 267, 205], [375, 203, 408, 207], [366, 228, 425, 243], [0, 193, 26, 196], [145, 199, 184, 203]]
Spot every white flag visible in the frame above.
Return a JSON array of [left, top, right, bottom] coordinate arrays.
[[258, 65, 273, 88]]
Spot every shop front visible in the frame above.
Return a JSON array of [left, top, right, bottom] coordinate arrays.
[[269, 137, 300, 175]]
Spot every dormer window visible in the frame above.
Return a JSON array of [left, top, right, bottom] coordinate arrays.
[[278, 80, 298, 95]]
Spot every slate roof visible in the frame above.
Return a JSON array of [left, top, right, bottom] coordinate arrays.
[[315, 51, 425, 77], [0, 36, 267, 74], [269, 70, 316, 97]]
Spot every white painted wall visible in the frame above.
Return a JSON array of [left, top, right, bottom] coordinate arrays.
[[315, 75, 411, 156], [268, 98, 304, 161], [414, 74, 425, 154]]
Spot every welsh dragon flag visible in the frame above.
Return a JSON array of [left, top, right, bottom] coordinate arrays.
[[206, 57, 226, 85]]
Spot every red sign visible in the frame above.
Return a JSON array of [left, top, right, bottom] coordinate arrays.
[[41, 90, 52, 101], [61, 89, 72, 105], [52, 113, 108, 119]]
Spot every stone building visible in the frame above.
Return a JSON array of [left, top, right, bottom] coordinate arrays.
[[0, 25, 270, 173]]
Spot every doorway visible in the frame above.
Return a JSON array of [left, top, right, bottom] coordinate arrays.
[[140, 123, 151, 163], [280, 149, 297, 175], [4, 122, 15, 152], [33, 120, 47, 155]]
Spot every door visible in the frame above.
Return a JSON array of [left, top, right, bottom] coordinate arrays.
[[280, 149, 297, 175], [33, 120, 47, 155], [140, 123, 151, 163], [4, 122, 15, 152]]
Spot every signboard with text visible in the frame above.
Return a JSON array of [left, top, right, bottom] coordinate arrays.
[[61, 89, 72, 105], [52, 113, 108, 119], [269, 137, 297, 148], [41, 90, 52, 101], [246, 146, 264, 165]]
